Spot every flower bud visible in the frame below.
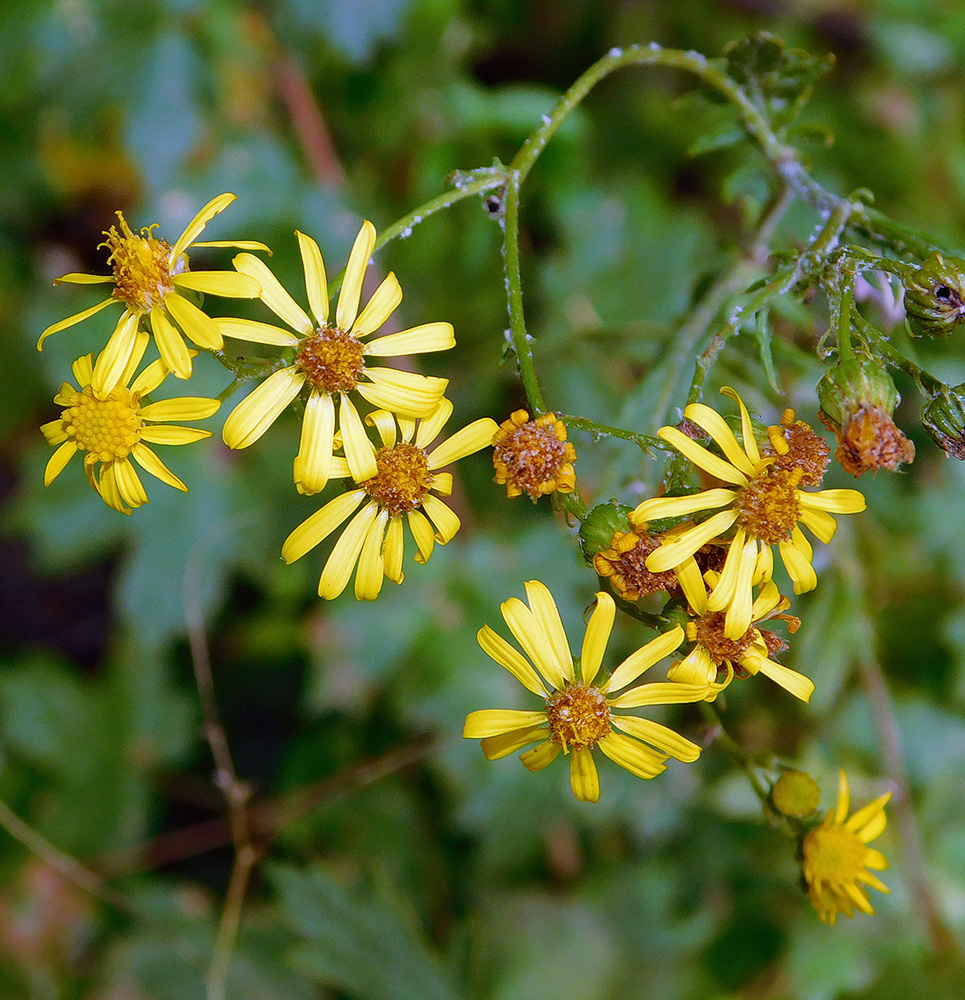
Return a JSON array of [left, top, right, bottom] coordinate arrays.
[[816, 355, 914, 476], [772, 769, 821, 819], [921, 385, 965, 459], [579, 500, 633, 558], [902, 252, 965, 337]]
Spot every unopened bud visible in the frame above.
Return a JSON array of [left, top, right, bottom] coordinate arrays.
[[922, 385, 965, 460], [903, 252, 965, 337], [579, 500, 633, 558], [772, 769, 821, 819]]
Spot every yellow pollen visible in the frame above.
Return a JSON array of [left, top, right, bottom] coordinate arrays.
[[737, 466, 802, 544], [296, 327, 366, 393], [62, 386, 142, 462], [102, 213, 178, 311], [803, 823, 869, 887], [544, 683, 611, 752], [362, 443, 433, 515]]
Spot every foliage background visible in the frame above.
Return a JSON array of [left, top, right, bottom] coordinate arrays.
[[2, 0, 965, 997]]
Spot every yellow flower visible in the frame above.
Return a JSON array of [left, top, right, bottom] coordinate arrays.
[[463, 581, 708, 803], [802, 771, 891, 925], [37, 193, 268, 393], [220, 222, 453, 494], [281, 399, 497, 600], [492, 410, 577, 500], [669, 562, 812, 702], [41, 332, 219, 514], [633, 388, 866, 639]]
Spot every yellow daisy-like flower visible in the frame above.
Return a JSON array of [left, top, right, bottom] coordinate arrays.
[[491, 409, 577, 500], [41, 332, 219, 514], [281, 399, 497, 600], [802, 771, 891, 925], [220, 222, 453, 494], [669, 563, 812, 702], [37, 193, 268, 393], [633, 388, 866, 640], [463, 581, 709, 803]]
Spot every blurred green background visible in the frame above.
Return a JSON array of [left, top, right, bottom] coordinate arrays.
[[2, 0, 965, 997]]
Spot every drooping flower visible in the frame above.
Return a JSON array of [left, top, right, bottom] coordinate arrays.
[[491, 410, 577, 500], [41, 334, 219, 514], [463, 581, 708, 803], [802, 771, 891, 925], [669, 562, 812, 702], [220, 222, 453, 493], [37, 193, 268, 393], [633, 388, 866, 639], [281, 399, 496, 600]]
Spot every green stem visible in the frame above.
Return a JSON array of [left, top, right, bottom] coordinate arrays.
[[560, 414, 667, 455], [854, 313, 948, 397], [837, 283, 855, 360]]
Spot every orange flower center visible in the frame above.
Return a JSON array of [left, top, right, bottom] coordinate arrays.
[[62, 385, 142, 462], [592, 529, 679, 600], [362, 442, 433, 514], [102, 213, 178, 311], [803, 822, 869, 888], [492, 411, 573, 499], [687, 611, 755, 664], [296, 327, 366, 393], [544, 683, 611, 751], [737, 466, 802, 544]]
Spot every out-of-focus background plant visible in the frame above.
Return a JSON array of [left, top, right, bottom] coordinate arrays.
[[3, 0, 965, 997]]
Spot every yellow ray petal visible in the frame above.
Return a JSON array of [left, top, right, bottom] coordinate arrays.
[[339, 395, 379, 482], [799, 504, 837, 544], [54, 272, 114, 284], [356, 368, 449, 417], [675, 556, 709, 613], [139, 397, 220, 422], [149, 307, 191, 381], [610, 715, 701, 762], [169, 193, 237, 261], [363, 321, 456, 357], [720, 537, 760, 640], [71, 354, 94, 385], [644, 509, 739, 573], [139, 425, 211, 446], [91, 312, 141, 395], [479, 725, 549, 760], [580, 591, 615, 686], [37, 297, 116, 351], [232, 252, 313, 335], [568, 746, 600, 802], [608, 682, 708, 709], [798, 488, 867, 514], [191, 239, 272, 253], [704, 528, 749, 611], [173, 271, 260, 297], [463, 709, 549, 739], [351, 271, 402, 337], [214, 316, 300, 346], [296, 230, 329, 325], [44, 441, 78, 485], [476, 624, 548, 695], [597, 732, 668, 779], [720, 386, 762, 465], [667, 646, 717, 689], [657, 426, 749, 485], [40, 419, 68, 446], [632, 488, 737, 524], [114, 457, 150, 508], [406, 507, 435, 563], [383, 515, 405, 584], [164, 292, 223, 351], [779, 534, 818, 594], [744, 652, 814, 702], [336, 220, 377, 331], [222, 367, 305, 449], [318, 502, 380, 600], [520, 741, 561, 772], [683, 399, 756, 473], [282, 490, 366, 564], [500, 597, 568, 692], [427, 418, 499, 469], [415, 398, 454, 450], [130, 443, 186, 491], [293, 390, 335, 495], [422, 494, 460, 544], [523, 580, 575, 682], [354, 509, 389, 601], [603, 626, 684, 694]]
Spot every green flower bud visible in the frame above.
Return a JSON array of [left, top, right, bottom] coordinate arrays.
[[772, 769, 821, 819], [903, 252, 965, 337], [922, 385, 965, 460], [579, 500, 633, 558]]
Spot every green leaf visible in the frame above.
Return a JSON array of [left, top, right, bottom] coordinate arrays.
[[269, 862, 462, 1000]]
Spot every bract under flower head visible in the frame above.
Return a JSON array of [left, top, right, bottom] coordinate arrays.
[[220, 222, 454, 493], [632, 388, 866, 639], [37, 193, 269, 393], [463, 582, 709, 803], [41, 335, 220, 514], [281, 399, 497, 601], [802, 771, 891, 925]]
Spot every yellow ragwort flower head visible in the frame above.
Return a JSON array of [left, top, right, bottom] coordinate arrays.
[[492, 409, 576, 500], [802, 771, 891, 925], [37, 193, 269, 393], [633, 388, 866, 640], [220, 222, 453, 494], [282, 399, 497, 601], [41, 332, 219, 514], [463, 581, 708, 803], [669, 562, 811, 702]]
